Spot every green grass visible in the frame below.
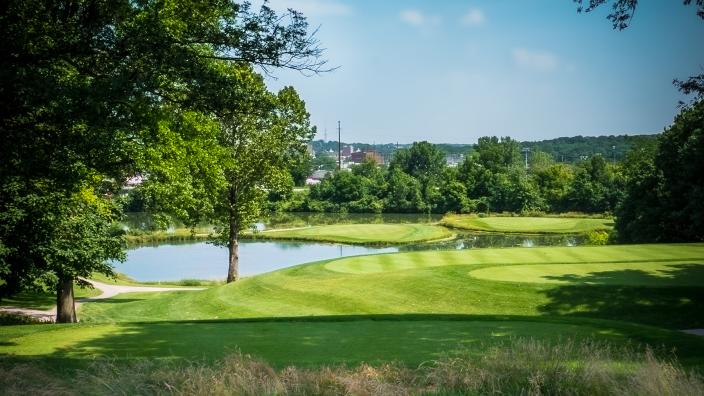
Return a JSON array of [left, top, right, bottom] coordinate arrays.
[[90, 272, 222, 287], [124, 227, 212, 245], [2, 243, 703, 371], [2, 315, 704, 367], [441, 214, 613, 234], [256, 223, 454, 244], [72, 244, 704, 331], [4, 339, 703, 395]]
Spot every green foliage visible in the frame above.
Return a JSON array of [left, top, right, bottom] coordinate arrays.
[[389, 141, 446, 181], [311, 154, 338, 171], [586, 230, 610, 245], [280, 135, 628, 215], [566, 155, 624, 213], [0, 0, 324, 308], [617, 101, 704, 242]]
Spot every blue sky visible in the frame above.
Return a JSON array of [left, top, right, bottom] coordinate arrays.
[[260, 0, 704, 143]]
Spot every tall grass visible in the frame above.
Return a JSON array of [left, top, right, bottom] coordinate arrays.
[[1, 339, 702, 395]]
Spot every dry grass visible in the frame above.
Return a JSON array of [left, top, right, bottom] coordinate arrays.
[[1, 339, 702, 395]]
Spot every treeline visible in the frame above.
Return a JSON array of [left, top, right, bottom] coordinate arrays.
[[523, 134, 658, 164], [310, 134, 657, 168], [277, 137, 624, 215], [281, 103, 704, 244]]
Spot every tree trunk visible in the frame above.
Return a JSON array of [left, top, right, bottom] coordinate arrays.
[[227, 230, 239, 283], [56, 276, 77, 323]]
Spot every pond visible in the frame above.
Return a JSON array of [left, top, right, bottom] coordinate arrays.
[[114, 240, 397, 282], [114, 231, 586, 282]]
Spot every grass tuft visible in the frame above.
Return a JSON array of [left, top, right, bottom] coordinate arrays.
[[1, 339, 702, 395]]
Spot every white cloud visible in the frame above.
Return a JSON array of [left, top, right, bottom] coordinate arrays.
[[261, 0, 352, 17], [400, 9, 441, 28], [400, 9, 425, 26], [512, 48, 559, 72], [461, 8, 485, 26]]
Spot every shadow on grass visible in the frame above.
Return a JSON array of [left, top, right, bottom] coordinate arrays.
[[538, 264, 704, 329], [4, 313, 704, 370], [81, 298, 145, 304]]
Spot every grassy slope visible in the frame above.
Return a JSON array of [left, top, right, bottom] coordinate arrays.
[[442, 215, 613, 234], [3, 243, 703, 367], [256, 223, 453, 244], [74, 244, 704, 330]]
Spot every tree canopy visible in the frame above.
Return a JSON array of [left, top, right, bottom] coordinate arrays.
[[0, 0, 324, 321]]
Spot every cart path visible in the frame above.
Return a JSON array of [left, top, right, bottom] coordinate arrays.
[[0, 278, 205, 322]]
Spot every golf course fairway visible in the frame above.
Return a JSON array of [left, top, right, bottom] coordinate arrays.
[[441, 215, 613, 234], [257, 223, 453, 244], [2, 243, 704, 369]]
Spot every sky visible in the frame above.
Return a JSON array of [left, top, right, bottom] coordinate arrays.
[[258, 0, 704, 144]]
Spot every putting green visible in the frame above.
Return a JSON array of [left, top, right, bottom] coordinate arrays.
[[441, 215, 613, 234], [325, 244, 704, 274], [468, 262, 704, 286], [258, 223, 452, 244]]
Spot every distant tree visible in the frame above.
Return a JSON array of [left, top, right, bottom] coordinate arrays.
[[474, 136, 522, 172], [533, 164, 575, 212], [289, 153, 314, 187], [312, 155, 338, 171], [389, 142, 446, 181], [433, 168, 471, 213], [352, 159, 387, 199], [384, 169, 426, 213], [488, 167, 545, 213], [566, 155, 623, 213]]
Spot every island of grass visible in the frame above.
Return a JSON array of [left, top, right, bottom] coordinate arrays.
[[254, 223, 454, 244], [441, 214, 613, 234]]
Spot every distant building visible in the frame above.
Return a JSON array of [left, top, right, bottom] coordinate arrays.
[[341, 145, 354, 157], [445, 154, 464, 167], [306, 169, 330, 185], [350, 150, 384, 165]]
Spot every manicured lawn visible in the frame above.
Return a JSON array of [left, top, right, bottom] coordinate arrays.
[[256, 223, 453, 244], [76, 244, 704, 330], [441, 215, 613, 234], [3, 243, 703, 370], [3, 315, 704, 367]]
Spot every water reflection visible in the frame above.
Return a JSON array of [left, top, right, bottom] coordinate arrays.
[[400, 233, 584, 252], [114, 241, 397, 282]]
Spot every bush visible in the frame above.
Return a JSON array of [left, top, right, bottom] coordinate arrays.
[[586, 230, 610, 245]]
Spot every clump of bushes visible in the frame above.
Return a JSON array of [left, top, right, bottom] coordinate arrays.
[[586, 230, 611, 245], [2, 338, 702, 395]]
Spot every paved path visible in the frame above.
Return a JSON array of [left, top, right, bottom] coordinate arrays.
[[0, 278, 204, 322]]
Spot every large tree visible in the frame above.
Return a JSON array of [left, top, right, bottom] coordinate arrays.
[[207, 68, 314, 282], [617, 102, 704, 242], [0, 0, 324, 321]]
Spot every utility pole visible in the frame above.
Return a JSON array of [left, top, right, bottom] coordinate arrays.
[[337, 120, 341, 170], [522, 147, 530, 170]]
